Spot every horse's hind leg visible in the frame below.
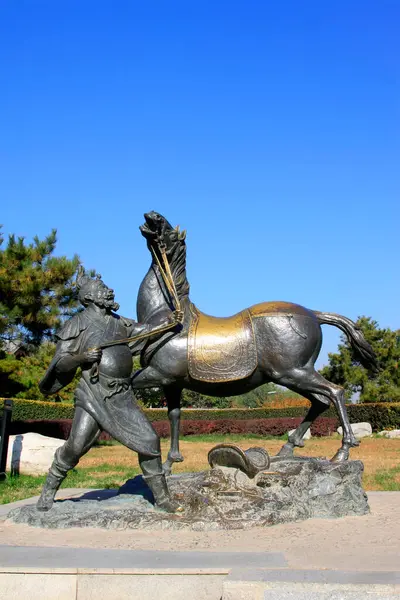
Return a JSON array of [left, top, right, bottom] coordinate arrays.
[[274, 368, 358, 462], [163, 386, 183, 475], [277, 395, 329, 458]]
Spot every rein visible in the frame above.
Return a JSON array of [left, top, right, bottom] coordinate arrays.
[[97, 319, 178, 350], [151, 239, 182, 312], [88, 241, 181, 382]]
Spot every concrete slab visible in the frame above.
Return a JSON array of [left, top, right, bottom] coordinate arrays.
[[223, 569, 400, 600], [223, 584, 400, 600], [0, 545, 287, 570], [77, 574, 224, 600], [0, 573, 76, 600], [226, 568, 400, 585]]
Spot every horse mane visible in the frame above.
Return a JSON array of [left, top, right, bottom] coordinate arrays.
[[151, 232, 190, 301], [167, 236, 190, 299]]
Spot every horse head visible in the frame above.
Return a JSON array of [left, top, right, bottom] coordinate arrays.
[[140, 211, 186, 248], [140, 211, 189, 299]]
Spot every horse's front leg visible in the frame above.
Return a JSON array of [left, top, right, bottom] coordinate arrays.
[[163, 386, 183, 475]]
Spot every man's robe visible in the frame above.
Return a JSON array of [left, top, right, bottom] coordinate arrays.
[[40, 309, 160, 457]]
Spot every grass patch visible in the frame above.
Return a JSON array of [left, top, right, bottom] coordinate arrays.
[[372, 465, 400, 491], [0, 464, 140, 505], [0, 473, 47, 505], [1, 435, 399, 504]]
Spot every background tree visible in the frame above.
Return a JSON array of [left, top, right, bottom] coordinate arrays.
[[0, 342, 78, 401], [0, 227, 79, 347], [320, 316, 400, 403], [0, 227, 80, 398]]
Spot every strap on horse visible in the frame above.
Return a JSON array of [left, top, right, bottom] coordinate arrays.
[[89, 238, 181, 382], [151, 239, 181, 312]]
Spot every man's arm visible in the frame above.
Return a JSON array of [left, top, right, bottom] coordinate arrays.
[[125, 310, 183, 354], [39, 337, 102, 396], [55, 347, 102, 375]]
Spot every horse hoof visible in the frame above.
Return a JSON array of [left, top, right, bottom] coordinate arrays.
[[330, 448, 349, 463], [168, 452, 184, 463], [276, 443, 295, 458]]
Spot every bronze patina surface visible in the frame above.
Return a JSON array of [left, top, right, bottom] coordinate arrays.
[[248, 301, 313, 318], [36, 268, 182, 514], [133, 211, 378, 474], [188, 304, 257, 383], [208, 443, 270, 478]]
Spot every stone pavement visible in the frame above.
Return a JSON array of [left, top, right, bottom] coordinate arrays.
[[0, 490, 399, 598]]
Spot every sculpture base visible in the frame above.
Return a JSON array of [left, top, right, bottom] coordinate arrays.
[[7, 458, 369, 531]]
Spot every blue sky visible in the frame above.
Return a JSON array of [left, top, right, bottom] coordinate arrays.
[[1, 1, 399, 367]]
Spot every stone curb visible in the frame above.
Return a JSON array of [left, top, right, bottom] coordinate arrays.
[[0, 545, 287, 570]]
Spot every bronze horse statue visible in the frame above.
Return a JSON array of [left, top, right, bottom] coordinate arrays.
[[132, 211, 378, 473]]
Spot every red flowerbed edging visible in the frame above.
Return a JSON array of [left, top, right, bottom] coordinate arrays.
[[10, 416, 339, 441]]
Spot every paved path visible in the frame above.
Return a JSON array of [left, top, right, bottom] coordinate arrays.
[[1, 491, 400, 598], [1, 491, 399, 572]]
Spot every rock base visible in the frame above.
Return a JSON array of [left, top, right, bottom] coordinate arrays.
[[7, 457, 369, 531]]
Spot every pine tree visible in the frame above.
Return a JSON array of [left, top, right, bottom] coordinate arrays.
[[320, 316, 400, 403], [0, 342, 77, 401], [0, 227, 80, 347], [0, 226, 81, 398]]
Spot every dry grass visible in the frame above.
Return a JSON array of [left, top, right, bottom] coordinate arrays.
[[79, 435, 400, 491], [1, 435, 399, 505], [262, 397, 310, 409]]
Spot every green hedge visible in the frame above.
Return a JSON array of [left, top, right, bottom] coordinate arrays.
[[347, 403, 400, 431], [0, 398, 74, 421], [2, 398, 400, 431], [145, 407, 313, 421]]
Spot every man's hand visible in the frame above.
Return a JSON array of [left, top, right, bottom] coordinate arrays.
[[82, 347, 102, 364], [169, 310, 184, 325]]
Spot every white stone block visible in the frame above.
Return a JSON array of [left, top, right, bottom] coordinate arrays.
[[6, 432, 64, 476], [288, 428, 311, 440], [337, 422, 372, 439], [385, 429, 400, 439]]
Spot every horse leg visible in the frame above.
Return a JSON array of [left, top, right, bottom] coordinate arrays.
[[131, 366, 174, 388], [163, 386, 183, 475], [329, 386, 359, 463], [277, 394, 329, 458], [273, 368, 358, 462], [131, 368, 183, 474]]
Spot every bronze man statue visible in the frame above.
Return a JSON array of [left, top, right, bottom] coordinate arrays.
[[37, 268, 182, 513]]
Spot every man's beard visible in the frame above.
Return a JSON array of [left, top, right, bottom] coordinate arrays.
[[106, 299, 120, 311], [96, 298, 120, 312]]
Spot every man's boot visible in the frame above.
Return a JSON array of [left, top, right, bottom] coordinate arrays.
[[36, 449, 71, 511], [143, 473, 183, 513], [36, 470, 65, 511]]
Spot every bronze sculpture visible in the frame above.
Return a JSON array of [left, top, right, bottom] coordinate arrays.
[[37, 268, 183, 512], [133, 211, 378, 473]]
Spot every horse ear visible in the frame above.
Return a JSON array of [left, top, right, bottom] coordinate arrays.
[[179, 230, 186, 241]]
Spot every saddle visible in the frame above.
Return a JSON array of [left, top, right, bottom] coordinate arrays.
[[188, 304, 257, 383]]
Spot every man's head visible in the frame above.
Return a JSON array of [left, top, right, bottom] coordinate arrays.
[[76, 269, 119, 312]]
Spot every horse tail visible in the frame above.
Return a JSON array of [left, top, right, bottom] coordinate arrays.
[[314, 311, 379, 374]]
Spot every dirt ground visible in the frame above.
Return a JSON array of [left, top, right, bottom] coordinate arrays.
[[1, 492, 399, 572], [1, 437, 399, 572], [80, 436, 400, 490]]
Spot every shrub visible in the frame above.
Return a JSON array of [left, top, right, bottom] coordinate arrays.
[[347, 403, 400, 431], [145, 407, 312, 422], [1, 397, 74, 421], [10, 419, 73, 439], [3, 398, 400, 434], [152, 417, 339, 437], [10, 417, 339, 440]]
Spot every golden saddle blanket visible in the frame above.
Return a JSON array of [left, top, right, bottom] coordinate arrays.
[[188, 305, 257, 383]]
